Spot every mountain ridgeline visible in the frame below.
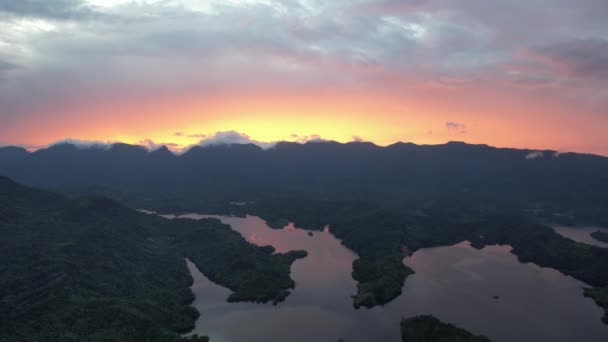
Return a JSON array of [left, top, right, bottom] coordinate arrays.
[[2, 141, 608, 225], [3, 141, 608, 339]]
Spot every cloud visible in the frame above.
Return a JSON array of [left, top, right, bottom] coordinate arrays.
[[289, 133, 328, 144], [351, 135, 364, 142], [0, 0, 97, 20], [187, 133, 208, 139], [190, 131, 332, 149], [138, 139, 181, 152], [534, 38, 608, 80], [173, 131, 335, 152], [0, 0, 519, 122], [525, 151, 544, 159], [0, 59, 22, 79], [195, 131, 276, 149], [506, 70, 555, 85], [446, 121, 467, 134], [436, 76, 477, 87], [0, 0, 608, 155], [0, 59, 21, 71], [48, 138, 183, 152], [552, 151, 571, 158], [49, 138, 112, 149]]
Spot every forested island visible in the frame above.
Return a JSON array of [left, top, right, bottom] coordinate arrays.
[[401, 315, 492, 342], [167, 197, 608, 314]]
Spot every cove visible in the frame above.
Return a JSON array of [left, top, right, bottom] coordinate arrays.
[[174, 214, 608, 342]]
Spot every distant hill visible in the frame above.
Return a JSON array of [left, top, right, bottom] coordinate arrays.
[[1, 141, 607, 224]]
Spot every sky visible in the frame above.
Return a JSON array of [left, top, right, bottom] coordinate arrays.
[[0, 0, 607, 154]]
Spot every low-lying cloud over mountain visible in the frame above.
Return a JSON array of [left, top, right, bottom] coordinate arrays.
[[195, 131, 276, 149]]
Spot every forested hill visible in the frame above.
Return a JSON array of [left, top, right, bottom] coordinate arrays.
[[1, 141, 608, 225], [0, 176, 205, 341], [0, 177, 305, 341]]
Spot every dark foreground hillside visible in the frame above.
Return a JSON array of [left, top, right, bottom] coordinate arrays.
[[0, 177, 304, 341]]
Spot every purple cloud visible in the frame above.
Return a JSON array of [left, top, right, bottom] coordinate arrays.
[[446, 121, 467, 134]]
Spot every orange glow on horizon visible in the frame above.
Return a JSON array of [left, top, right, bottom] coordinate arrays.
[[4, 86, 608, 156]]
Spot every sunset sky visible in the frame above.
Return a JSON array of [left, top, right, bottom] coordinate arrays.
[[1, 1, 607, 154]]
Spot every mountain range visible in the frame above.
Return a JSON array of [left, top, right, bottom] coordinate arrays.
[[1, 141, 607, 225]]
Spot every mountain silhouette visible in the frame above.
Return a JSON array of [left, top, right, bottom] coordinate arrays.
[[1, 141, 607, 223]]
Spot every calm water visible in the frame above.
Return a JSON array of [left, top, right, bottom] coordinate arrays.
[[172, 214, 608, 342], [552, 225, 608, 248]]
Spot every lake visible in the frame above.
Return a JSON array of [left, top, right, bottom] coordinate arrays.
[[552, 225, 608, 248], [172, 214, 608, 342]]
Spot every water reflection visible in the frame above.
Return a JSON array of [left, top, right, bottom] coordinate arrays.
[[176, 214, 608, 342], [552, 225, 608, 248]]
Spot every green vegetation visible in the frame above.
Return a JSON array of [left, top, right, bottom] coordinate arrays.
[[464, 214, 608, 289], [247, 199, 415, 308], [176, 218, 306, 304], [0, 177, 305, 341], [591, 230, 608, 243], [331, 210, 414, 308], [0, 177, 203, 341], [4, 141, 608, 336], [584, 287, 608, 324], [401, 315, 492, 342]]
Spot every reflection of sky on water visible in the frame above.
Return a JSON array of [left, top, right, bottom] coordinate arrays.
[[552, 226, 608, 248], [174, 214, 608, 342]]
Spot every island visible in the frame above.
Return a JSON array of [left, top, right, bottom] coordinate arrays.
[[177, 218, 307, 304], [232, 198, 608, 313], [401, 315, 492, 342]]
